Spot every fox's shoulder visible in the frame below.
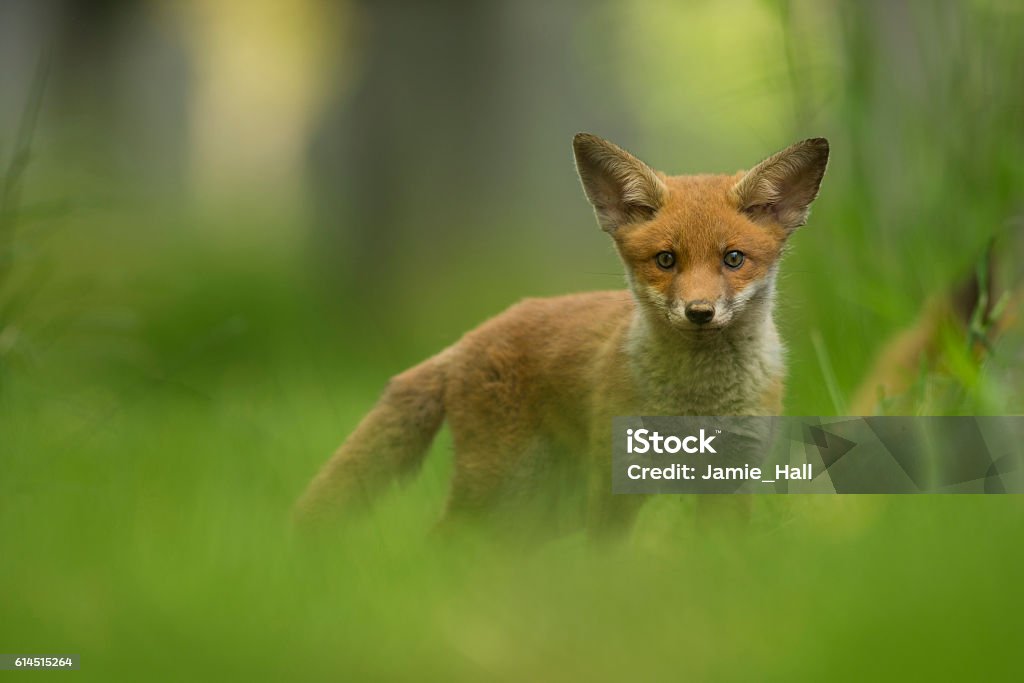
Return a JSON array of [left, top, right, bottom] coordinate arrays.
[[511, 290, 634, 315], [492, 290, 633, 328], [458, 290, 634, 350]]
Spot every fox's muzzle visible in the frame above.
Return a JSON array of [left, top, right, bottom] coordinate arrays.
[[684, 300, 716, 325]]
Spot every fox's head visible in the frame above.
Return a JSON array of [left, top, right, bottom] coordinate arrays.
[[573, 133, 828, 334]]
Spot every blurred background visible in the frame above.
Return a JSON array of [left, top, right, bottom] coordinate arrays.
[[2, 0, 1023, 680]]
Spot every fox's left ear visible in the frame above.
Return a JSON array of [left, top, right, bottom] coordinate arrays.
[[733, 138, 829, 231], [573, 133, 667, 233]]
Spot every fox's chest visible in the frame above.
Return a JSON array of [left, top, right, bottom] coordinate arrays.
[[637, 369, 776, 416], [625, 337, 784, 417]]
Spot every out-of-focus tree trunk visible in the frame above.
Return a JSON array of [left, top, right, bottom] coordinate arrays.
[[0, 0, 190, 196], [308, 0, 628, 321]]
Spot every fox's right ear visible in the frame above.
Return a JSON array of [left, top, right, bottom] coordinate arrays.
[[733, 138, 830, 231], [573, 133, 667, 232]]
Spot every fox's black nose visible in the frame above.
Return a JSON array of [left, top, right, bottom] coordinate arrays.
[[684, 301, 715, 325]]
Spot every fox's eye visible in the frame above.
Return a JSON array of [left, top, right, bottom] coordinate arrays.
[[655, 251, 675, 270], [723, 250, 745, 269]]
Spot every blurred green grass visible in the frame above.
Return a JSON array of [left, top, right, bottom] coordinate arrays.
[[1, 224, 1022, 680]]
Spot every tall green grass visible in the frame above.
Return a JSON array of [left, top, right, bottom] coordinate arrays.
[[2, 227, 1021, 680]]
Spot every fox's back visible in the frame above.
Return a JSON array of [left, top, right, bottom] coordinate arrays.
[[442, 291, 635, 437]]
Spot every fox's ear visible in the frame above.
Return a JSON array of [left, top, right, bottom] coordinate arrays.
[[573, 133, 667, 232], [733, 138, 829, 231]]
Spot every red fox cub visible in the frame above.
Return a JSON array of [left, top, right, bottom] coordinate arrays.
[[295, 133, 829, 535]]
